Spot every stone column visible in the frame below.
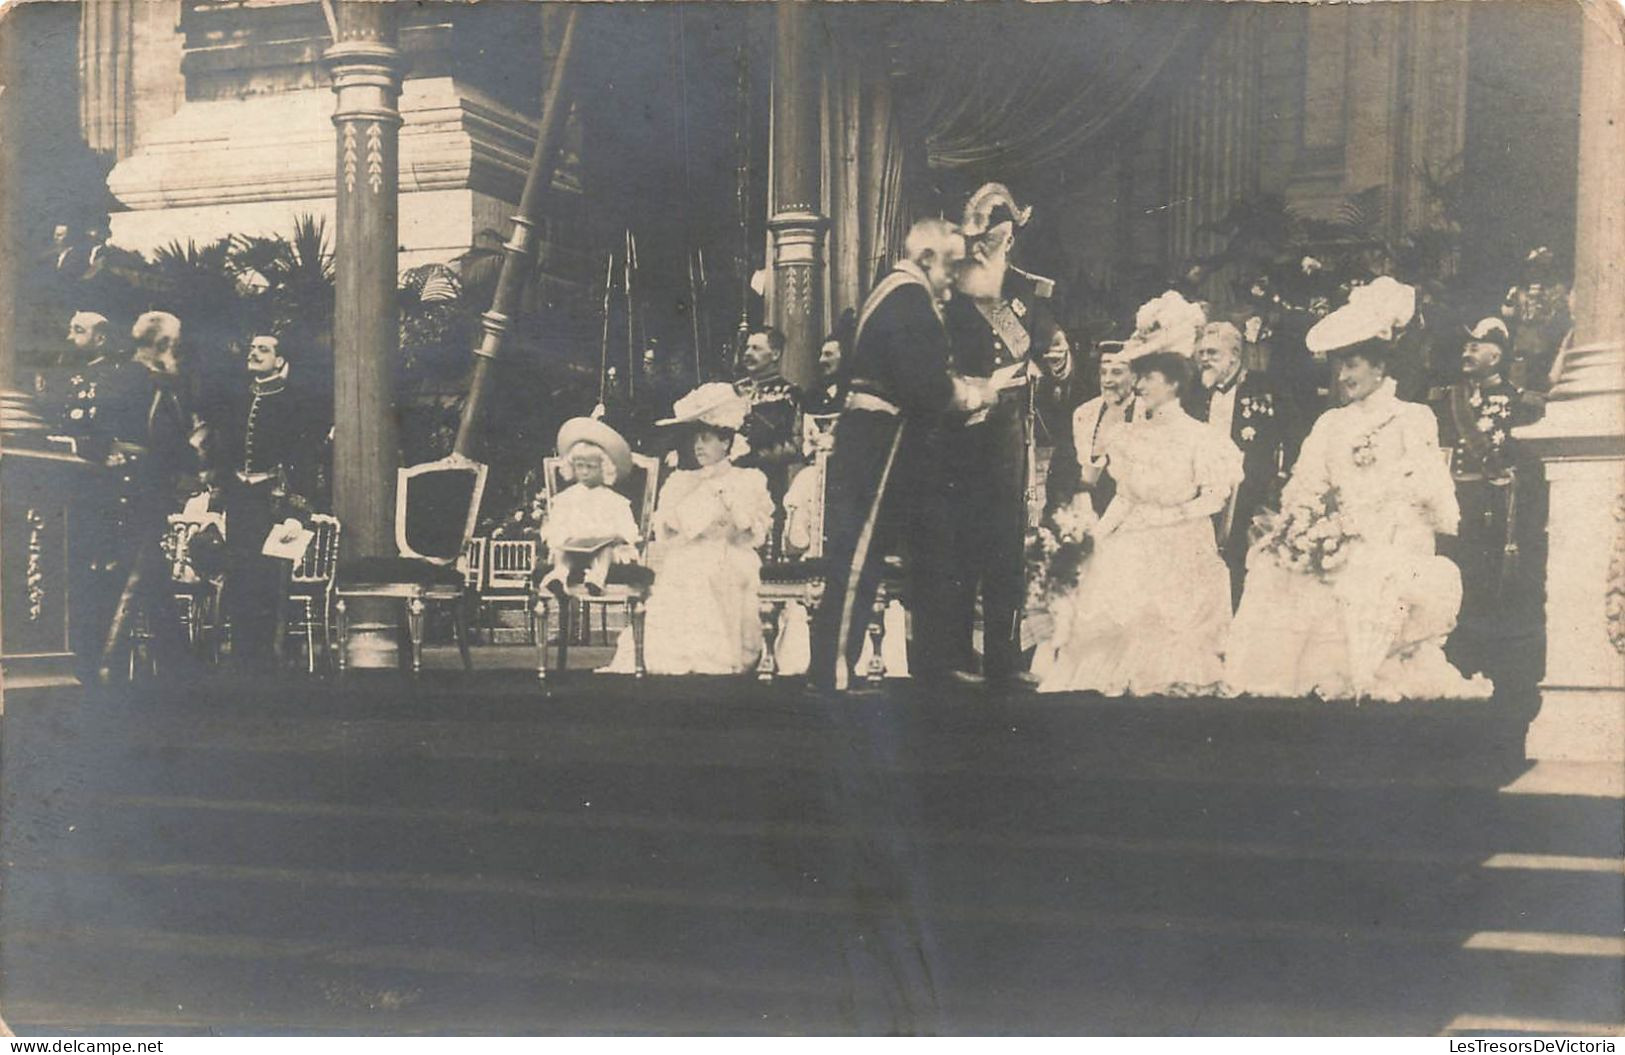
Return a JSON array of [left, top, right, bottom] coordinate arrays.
[[325, 2, 403, 667], [1514, 2, 1625, 763], [78, 0, 137, 158], [767, 0, 827, 392]]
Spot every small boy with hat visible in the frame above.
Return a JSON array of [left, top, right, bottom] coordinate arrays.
[[538, 417, 641, 598]]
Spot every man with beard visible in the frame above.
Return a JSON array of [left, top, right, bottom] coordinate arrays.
[[220, 333, 321, 669], [98, 311, 199, 682], [809, 217, 993, 694], [942, 183, 1055, 686], [1195, 320, 1297, 606], [1071, 340, 1138, 517]]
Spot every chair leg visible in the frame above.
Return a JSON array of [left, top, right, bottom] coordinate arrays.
[[533, 594, 550, 684], [406, 597, 426, 676], [334, 597, 349, 676], [452, 599, 474, 672], [866, 592, 888, 686], [757, 600, 780, 683], [556, 600, 572, 674], [629, 597, 646, 679]]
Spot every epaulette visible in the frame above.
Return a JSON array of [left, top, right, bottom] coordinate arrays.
[[1010, 266, 1055, 299]]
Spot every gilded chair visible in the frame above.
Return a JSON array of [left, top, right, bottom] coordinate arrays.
[[531, 451, 660, 682], [333, 453, 487, 676], [285, 513, 341, 674]]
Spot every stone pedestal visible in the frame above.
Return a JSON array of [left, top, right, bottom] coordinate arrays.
[[106, 76, 576, 268]]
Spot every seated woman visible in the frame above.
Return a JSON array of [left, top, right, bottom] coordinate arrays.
[[640, 383, 775, 675], [1224, 278, 1493, 701], [1037, 349, 1243, 696]]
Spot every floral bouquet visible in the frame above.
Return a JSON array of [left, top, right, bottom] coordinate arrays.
[[1025, 498, 1099, 603], [1254, 487, 1358, 581]]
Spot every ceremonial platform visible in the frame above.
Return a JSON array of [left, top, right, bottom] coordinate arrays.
[[1, 655, 1619, 1036]]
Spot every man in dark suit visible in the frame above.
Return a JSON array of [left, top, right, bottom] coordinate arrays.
[[809, 218, 993, 694], [942, 183, 1055, 685], [735, 327, 803, 559], [1196, 320, 1297, 607], [1032, 325, 1091, 526]]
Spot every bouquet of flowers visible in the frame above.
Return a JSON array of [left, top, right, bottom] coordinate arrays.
[[1025, 497, 1099, 605], [1254, 487, 1358, 580]]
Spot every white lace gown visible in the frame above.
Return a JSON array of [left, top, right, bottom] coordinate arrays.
[[638, 461, 774, 675], [1224, 379, 1493, 701], [1037, 404, 1243, 695]]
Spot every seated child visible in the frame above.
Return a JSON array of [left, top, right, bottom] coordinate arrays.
[[538, 417, 641, 598]]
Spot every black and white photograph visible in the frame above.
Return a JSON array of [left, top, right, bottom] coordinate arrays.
[[0, 0, 1620, 1038]]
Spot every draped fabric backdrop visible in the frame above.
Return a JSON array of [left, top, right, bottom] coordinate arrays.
[[804, 4, 1221, 325]]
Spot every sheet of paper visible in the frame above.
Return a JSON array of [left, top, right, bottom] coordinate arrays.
[[262, 518, 314, 561]]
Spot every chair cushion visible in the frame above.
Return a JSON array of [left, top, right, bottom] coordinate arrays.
[[336, 556, 463, 588], [761, 557, 827, 584]]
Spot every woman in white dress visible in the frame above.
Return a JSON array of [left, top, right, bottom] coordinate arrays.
[[1038, 351, 1243, 695], [1224, 279, 1493, 701], [639, 384, 775, 675]]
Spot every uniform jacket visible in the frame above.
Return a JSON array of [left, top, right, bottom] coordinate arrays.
[[1195, 368, 1297, 564], [847, 264, 959, 417], [219, 367, 324, 500], [1431, 374, 1532, 484]]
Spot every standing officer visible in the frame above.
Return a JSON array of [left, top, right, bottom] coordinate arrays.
[[809, 218, 994, 695], [220, 333, 321, 670], [943, 183, 1056, 686], [97, 311, 199, 683]]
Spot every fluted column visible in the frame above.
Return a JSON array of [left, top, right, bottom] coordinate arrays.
[[325, 2, 403, 667], [78, 0, 137, 158], [1515, 1, 1625, 763], [768, 1, 827, 391]]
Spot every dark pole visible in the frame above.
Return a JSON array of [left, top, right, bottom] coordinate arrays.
[[453, 7, 585, 458], [768, 0, 827, 391], [326, 1, 403, 562]]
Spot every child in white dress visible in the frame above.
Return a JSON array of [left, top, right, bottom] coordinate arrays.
[[537, 418, 641, 598]]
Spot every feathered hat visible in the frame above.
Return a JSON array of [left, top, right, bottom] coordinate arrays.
[[961, 183, 1033, 239], [656, 382, 749, 432], [1122, 290, 1208, 360], [1305, 276, 1416, 358]]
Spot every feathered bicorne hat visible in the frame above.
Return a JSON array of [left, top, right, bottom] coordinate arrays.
[[961, 183, 1033, 239]]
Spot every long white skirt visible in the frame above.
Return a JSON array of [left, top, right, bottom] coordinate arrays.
[[1037, 517, 1232, 696]]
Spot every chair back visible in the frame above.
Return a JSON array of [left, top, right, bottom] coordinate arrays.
[[542, 451, 663, 549], [485, 538, 536, 591], [292, 514, 342, 586], [780, 450, 830, 560], [462, 536, 488, 589], [802, 413, 840, 459], [163, 518, 204, 584], [396, 453, 489, 566]]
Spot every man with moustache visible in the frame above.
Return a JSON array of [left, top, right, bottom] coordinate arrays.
[[1070, 340, 1137, 518], [1432, 317, 1541, 671], [219, 333, 321, 669], [942, 183, 1056, 686], [1195, 320, 1297, 606], [734, 327, 803, 558]]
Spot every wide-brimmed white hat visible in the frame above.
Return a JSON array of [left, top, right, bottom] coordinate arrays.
[[656, 382, 749, 432], [1123, 290, 1207, 360], [556, 416, 633, 482], [1306, 276, 1416, 358]]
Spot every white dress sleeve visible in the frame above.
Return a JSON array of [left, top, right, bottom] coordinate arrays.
[[1279, 413, 1332, 510], [724, 466, 775, 548], [1186, 427, 1245, 519], [1400, 402, 1460, 536]]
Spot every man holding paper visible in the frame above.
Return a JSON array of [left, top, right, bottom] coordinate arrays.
[[942, 183, 1056, 687], [220, 333, 321, 670]]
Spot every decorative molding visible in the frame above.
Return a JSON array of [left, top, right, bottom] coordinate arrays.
[[366, 121, 384, 194], [342, 122, 358, 193], [25, 508, 45, 623]]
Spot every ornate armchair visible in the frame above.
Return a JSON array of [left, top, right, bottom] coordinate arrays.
[[531, 451, 660, 683], [333, 453, 487, 676], [756, 451, 893, 685]]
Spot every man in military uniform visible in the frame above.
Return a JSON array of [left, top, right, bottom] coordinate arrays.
[[734, 326, 803, 558], [943, 183, 1055, 686], [218, 333, 322, 669], [1432, 317, 1540, 677], [809, 218, 995, 695], [97, 311, 199, 683], [45, 311, 124, 460]]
